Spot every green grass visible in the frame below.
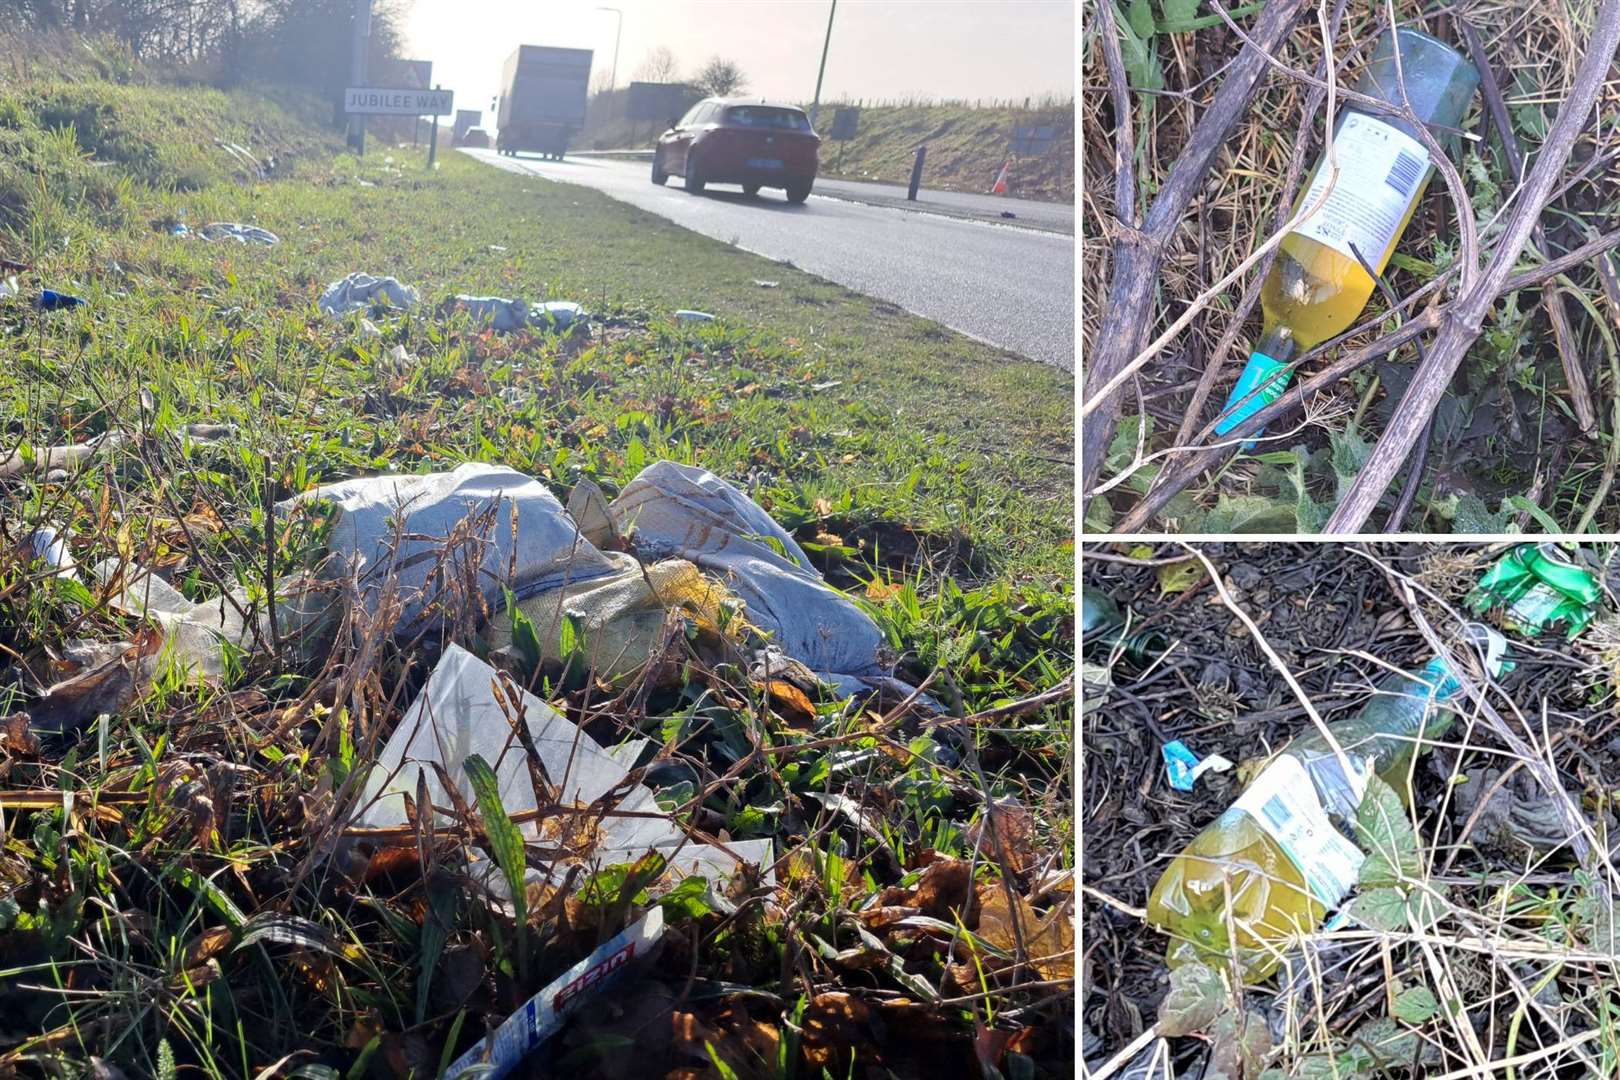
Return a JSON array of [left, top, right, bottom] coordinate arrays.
[[0, 55, 1074, 1078]]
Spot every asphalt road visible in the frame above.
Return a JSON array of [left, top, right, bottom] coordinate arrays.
[[465, 149, 1074, 370], [812, 176, 1074, 233]]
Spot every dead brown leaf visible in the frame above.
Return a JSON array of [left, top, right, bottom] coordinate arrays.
[[801, 992, 872, 1069], [965, 797, 1037, 878], [181, 925, 233, 969], [671, 1004, 780, 1080], [975, 886, 1074, 981]]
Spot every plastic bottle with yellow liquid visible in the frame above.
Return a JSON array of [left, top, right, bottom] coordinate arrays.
[[1214, 28, 1480, 440], [1146, 625, 1508, 982]]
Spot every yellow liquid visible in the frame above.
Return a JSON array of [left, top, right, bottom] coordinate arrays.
[[1258, 170, 1431, 350], [1146, 808, 1323, 981]]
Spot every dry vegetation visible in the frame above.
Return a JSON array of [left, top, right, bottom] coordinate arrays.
[[1081, 0, 1620, 534]]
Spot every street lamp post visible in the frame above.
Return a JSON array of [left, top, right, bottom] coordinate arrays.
[[597, 5, 623, 113], [809, 0, 836, 130]]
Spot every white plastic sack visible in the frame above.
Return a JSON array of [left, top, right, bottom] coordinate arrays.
[[446, 295, 529, 332], [93, 559, 329, 679], [443, 296, 585, 333], [285, 461, 912, 695], [318, 272, 420, 317], [199, 222, 280, 246], [280, 463, 619, 634], [607, 461, 889, 681], [535, 300, 584, 329], [349, 645, 772, 888]]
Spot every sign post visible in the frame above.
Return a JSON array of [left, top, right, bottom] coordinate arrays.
[[349, 0, 372, 154], [344, 87, 455, 166], [428, 86, 441, 167]]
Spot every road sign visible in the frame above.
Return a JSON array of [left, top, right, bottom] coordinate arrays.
[[345, 87, 454, 116], [829, 107, 859, 140], [628, 81, 699, 123], [1011, 124, 1056, 156]]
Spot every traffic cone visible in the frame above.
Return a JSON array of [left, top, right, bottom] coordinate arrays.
[[991, 160, 1011, 195]]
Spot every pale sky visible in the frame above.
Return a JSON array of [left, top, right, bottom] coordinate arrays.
[[403, 0, 1075, 125]]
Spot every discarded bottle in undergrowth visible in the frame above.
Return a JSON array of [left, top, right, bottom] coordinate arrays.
[[1146, 625, 1507, 982], [1081, 584, 1167, 664], [1215, 27, 1480, 441]]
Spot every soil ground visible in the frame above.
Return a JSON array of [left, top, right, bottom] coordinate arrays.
[[1082, 542, 1620, 1077]]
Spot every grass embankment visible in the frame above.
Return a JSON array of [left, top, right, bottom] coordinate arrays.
[[579, 100, 1076, 203], [0, 45, 1074, 1078]]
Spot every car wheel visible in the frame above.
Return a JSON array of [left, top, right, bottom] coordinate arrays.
[[683, 156, 706, 194], [742, 184, 761, 197], [651, 153, 669, 185], [785, 179, 813, 204]]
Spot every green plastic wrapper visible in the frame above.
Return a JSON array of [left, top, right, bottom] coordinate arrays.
[[1467, 544, 1600, 640]]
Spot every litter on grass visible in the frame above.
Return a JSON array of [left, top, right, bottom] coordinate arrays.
[[1467, 543, 1602, 640], [344, 644, 774, 892], [1160, 739, 1234, 792], [674, 309, 715, 323], [198, 222, 280, 245], [284, 460, 916, 696], [444, 906, 666, 1080], [37, 289, 85, 310], [0, 275, 19, 300], [26, 526, 75, 578], [318, 271, 420, 316], [441, 295, 586, 332]]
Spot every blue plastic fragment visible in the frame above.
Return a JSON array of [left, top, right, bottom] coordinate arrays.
[[37, 289, 85, 311], [1162, 740, 1202, 792]]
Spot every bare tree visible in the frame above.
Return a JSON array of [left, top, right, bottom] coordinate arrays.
[[633, 45, 679, 83], [693, 56, 747, 97]]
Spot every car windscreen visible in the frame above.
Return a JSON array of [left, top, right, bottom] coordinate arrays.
[[724, 107, 811, 132]]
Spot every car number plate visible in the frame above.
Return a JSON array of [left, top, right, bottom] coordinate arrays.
[[746, 158, 784, 169]]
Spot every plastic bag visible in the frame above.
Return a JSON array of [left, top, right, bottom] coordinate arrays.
[[198, 222, 280, 246], [607, 461, 891, 681], [346, 644, 773, 888], [318, 272, 420, 317], [488, 554, 744, 684], [444, 295, 530, 332], [280, 462, 620, 635]]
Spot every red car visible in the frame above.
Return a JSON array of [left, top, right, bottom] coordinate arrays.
[[652, 98, 820, 203]]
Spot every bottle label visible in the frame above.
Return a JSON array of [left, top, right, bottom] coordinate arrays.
[[1292, 111, 1431, 268], [1215, 351, 1292, 436], [1234, 753, 1366, 908]]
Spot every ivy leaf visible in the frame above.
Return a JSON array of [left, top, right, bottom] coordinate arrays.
[[1203, 492, 1298, 533], [1155, 556, 1205, 595], [1450, 493, 1516, 535], [1356, 775, 1421, 886], [1351, 1014, 1438, 1067], [1158, 960, 1225, 1036], [1157, 0, 1201, 25], [1392, 984, 1440, 1024], [1328, 429, 1372, 503], [1352, 886, 1409, 932]]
